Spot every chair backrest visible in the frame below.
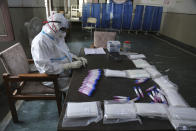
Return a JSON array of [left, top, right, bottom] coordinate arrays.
[[87, 17, 97, 24], [0, 43, 30, 75], [24, 17, 43, 45], [94, 31, 116, 48]]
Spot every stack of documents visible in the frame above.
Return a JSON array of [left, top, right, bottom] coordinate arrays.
[[84, 48, 106, 55]]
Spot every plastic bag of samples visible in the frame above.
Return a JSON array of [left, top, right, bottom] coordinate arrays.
[[104, 69, 127, 78], [128, 54, 146, 60], [168, 106, 196, 130], [62, 101, 103, 127], [125, 69, 151, 79], [135, 103, 168, 119], [103, 100, 141, 124], [164, 89, 188, 107], [132, 59, 151, 68], [144, 66, 162, 78], [153, 76, 178, 92], [120, 52, 138, 56]]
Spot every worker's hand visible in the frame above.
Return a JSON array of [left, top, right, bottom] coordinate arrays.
[[78, 57, 88, 66], [63, 61, 82, 70]]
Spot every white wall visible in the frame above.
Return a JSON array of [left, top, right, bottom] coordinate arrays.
[[160, 0, 196, 48]]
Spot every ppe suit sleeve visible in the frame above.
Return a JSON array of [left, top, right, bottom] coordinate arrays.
[[31, 39, 64, 74]]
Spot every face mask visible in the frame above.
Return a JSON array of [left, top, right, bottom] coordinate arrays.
[[55, 30, 66, 39]]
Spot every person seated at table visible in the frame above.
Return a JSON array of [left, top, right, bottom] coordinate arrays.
[[31, 13, 87, 92]]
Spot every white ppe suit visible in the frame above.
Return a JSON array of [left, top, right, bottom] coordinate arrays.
[[31, 13, 87, 92]]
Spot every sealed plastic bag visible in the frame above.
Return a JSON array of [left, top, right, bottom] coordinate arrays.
[[103, 100, 141, 124], [62, 101, 103, 127], [164, 89, 188, 107], [120, 52, 138, 56], [145, 66, 162, 78], [104, 69, 127, 78], [168, 106, 196, 130], [153, 76, 178, 91], [135, 103, 168, 119], [132, 59, 151, 68], [128, 54, 146, 60], [126, 69, 151, 79]]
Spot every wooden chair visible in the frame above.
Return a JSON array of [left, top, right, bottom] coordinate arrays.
[[0, 43, 62, 123], [91, 31, 116, 48]]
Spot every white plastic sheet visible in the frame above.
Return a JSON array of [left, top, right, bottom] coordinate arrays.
[[66, 102, 99, 118], [153, 76, 178, 91], [62, 101, 103, 127], [132, 59, 151, 68], [164, 89, 188, 107], [135, 103, 168, 118], [126, 69, 151, 79], [144, 66, 162, 78], [168, 106, 196, 130], [103, 101, 141, 124], [120, 52, 138, 56], [104, 69, 127, 78], [128, 54, 146, 60]]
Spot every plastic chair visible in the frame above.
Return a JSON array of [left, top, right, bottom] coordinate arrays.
[[0, 43, 62, 123], [83, 17, 97, 33]]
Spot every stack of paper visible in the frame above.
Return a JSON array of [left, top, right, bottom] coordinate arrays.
[[84, 48, 106, 55]]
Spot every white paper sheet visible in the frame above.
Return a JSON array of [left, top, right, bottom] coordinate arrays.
[[104, 69, 127, 78], [126, 69, 151, 79], [128, 54, 146, 60], [84, 48, 106, 55], [66, 102, 99, 118], [132, 59, 151, 68], [104, 103, 137, 119]]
